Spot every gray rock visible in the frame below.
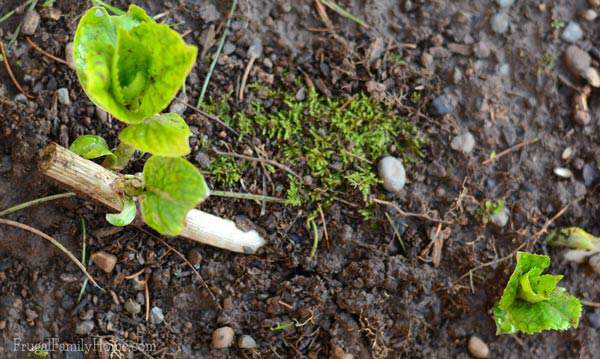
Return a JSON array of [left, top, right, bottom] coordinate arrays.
[[66, 42, 75, 70], [22, 10, 40, 35], [57, 88, 71, 105], [562, 22, 584, 43], [491, 12, 510, 34], [564, 45, 591, 79], [588, 309, 600, 329], [194, 151, 212, 169], [589, 254, 600, 274], [151, 307, 164, 324], [450, 132, 475, 154], [495, 0, 515, 7], [377, 156, 406, 193], [583, 163, 599, 187], [468, 335, 489, 358], [75, 320, 94, 335], [223, 42, 236, 55], [199, 2, 220, 23], [14, 94, 29, 104], [473, 41, 491, 58], [212, 326, 235, 349], [169, 93, 187, 115], [491, 207, 510, 227], [124, 299, 141, 315], [431, 94, 455, 115], [237, 335, 257, 349]]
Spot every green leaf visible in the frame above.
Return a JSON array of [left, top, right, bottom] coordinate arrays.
[[493, 252, 582, 335], [73, 5, 197, 123], [546, 227, 600, 251], [140, 156, 209, 236], [106, 196, 136, 226], [70, 135, 116, 160], [118, 113, 190, 157]]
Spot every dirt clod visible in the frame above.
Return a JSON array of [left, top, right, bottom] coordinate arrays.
[[90, 251, 117, 273]]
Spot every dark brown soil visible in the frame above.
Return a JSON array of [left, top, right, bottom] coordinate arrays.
[[2, 0, 600, 358]]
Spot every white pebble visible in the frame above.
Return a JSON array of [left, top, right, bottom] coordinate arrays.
[[377, 156, 406, 193], [237, 335, 257, 349], [554, 167, 573, 178], [212, 326, 234, 349], [495, 0, 515, 8], [468, 335, 490, 358], [562, 22, 584, 43], [451, 132, 475, 154], [124, 299, 141, 315], [22, 10, 40, 35], [57, 88, 71, 105], [491, 12, 510, 34], [491, 207, 510, 227]]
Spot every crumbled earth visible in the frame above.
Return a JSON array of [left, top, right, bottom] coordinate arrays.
[[1, 0, 600, 358]]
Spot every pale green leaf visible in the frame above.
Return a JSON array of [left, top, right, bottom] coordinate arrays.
[[106, 196, 136, 226], [73, 5, 197, 123], [140, 156, 209, 236], [118, 113, 190, 157], [546, 227, 600, 251], [70, 135, 115, 160]]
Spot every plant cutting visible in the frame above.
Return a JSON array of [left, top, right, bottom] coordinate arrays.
[[493, 251, 582, 334], [39, 4, 265, 253]]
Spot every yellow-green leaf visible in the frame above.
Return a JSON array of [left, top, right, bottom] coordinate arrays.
[[70, 135, 115, 160], [118, 113, 190, 157], [106, 196, 136, 226]]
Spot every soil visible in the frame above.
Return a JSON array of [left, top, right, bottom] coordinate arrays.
[[1, 0, 600, 358]]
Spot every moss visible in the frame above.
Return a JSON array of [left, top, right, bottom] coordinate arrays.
[[203, 84, 425, 208], [209, 156, 242, 187]]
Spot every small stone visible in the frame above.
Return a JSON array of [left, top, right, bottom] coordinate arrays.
[[468, 335, 489, 358], [295, 87, 306, 101], [583, 163, 599, 187], [589, 254, 600, 274], [57, 88, 71, 105], [0, 320, 6, 330], [564, 45, 591, 79], [377, 156, 406, 193], [473, 41, 491, 58], [588, 309, 600, 329], [223, 42, 236, 55], [95, 107, 108, 123], [491, 12, 510, 34], [237, 335, 257, 349], [584, 67, 600, 87], [562, 147, 574, 160], [124, 299, 141, 315], [194, 151, 211, 169], [66, 42, 75, 70], [212, 326, 234, 349], [187, 249, 202, 266], [491, 207, 510, 227], [495, 0, 515, 7], [582, 9, 598, 21], [75, 320, 94, 335], [169, 93, 187, 115], [421, 52, 434, 67], [151, 307, 164, 324], [561, 22, 584, 43], [554, 167, 573, 178], [431, 94, 455, 115], [91, 251, 117, 273], [22, 10, 40, 35], [450, 132, 476, 154]]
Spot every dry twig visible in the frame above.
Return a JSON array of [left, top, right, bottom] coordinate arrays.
[[482, 138, 539, 165], [0, 41, 33, 99], [26, 37, 68, 65]]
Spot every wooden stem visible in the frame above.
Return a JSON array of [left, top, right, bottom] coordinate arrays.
[[39, 143, 266, 254]]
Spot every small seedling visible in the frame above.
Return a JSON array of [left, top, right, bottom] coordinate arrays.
[[493, 251, 582, 334], [478, 198, 506, 225], [70, 4, 206, 236], [546, 227, 600, 263]]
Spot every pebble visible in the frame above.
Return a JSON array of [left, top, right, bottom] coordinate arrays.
[[583, 163, 599, 187], [194, 151, 211, 169], [495, 0, 515, 7], [491, 207, 510, 227], [450, 132, 475, 154], [588, 309, 600, 329], [377, 156, 406, 193], [431, 94, 455, 115], [75, 320, 94, 335], [151, 307, 164, 324], [421, 52, 434, 68], [22, 10, 40, 35], [562, 147, 574, 160], [564, 45, 591, 79], [66, 42, 75, 70], [95, 107, 108, 123], [473, 41, 491, 58], [90, 251, 117, 273], [57, 88, 71, 105], [169, 93, 187, 115], [212, 326, 235, 349], [561, 22, 583, 43], [468, 335, 490, 358], [223, 42, 236, 55], [237, 335, 257, 349], [554, 167, 573, 178], [589, 254, 600, 274], [491, 12, 510, 34], [124, 299, 141, 315], [582, 9, 598, 21]]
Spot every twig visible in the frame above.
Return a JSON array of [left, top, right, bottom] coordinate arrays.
[[308, 218, 319, 258], [317, 204, 329, 248], [196, 0, 238, 107], [211, 190, 286, 204], [314, 0, 334, 30], [76, 218, 89, 303], [0, 192, 75, 217], [319, 0, 369, 28], [581, 300, 600, 308], [174, 98, 239, 136], [0, 41, 34, 99], [124, 267, 146, 280], [26, 36, 68, 65], [384, 212, 405, 251], [0, 219, 102, 290], [214, 149, 302, 180], [144, 273, 150, 322], [135, 226, 223, 310], [371, 198, 453, 225], [482, 138, 539, 165], [238, 54, 257, 102]]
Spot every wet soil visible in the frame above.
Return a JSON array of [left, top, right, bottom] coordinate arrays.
[[1, 0, 600, 358]]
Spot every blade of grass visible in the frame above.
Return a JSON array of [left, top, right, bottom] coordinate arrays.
[[7, 0, 38, 50], [77, 218, 89, 303], [308, 217, 319, 258], [0, 192, 75, 217], [211, 190, 286, 204], [0, 219, 103, 291], [196, 0, 238, 107], [319, 0, 369, 28], [0, 0, 36, 25]]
